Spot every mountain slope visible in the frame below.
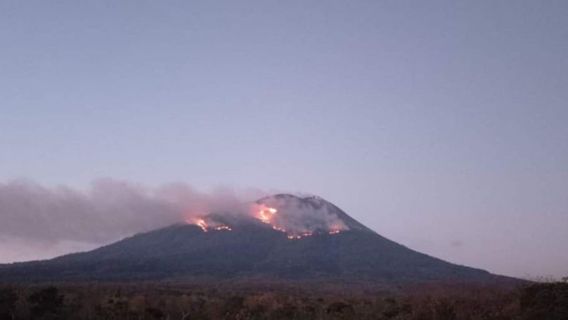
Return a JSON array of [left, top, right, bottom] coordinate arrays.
[[0, 194, 512, 285]]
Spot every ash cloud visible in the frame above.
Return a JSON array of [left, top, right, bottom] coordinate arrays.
[[0, 179, 264, 249]]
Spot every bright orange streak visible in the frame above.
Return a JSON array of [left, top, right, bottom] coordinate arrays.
[[256, 205, 278, 224], [195, 219, 208, 232], [253, 204, 344, 240], [272, 226, 287, 233]]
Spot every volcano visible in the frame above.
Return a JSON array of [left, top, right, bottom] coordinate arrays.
[[0, 194, 513, 285]]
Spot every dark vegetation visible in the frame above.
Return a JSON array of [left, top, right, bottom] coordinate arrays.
[[0, 282, 566, 320], [0, 195, 545, 319]]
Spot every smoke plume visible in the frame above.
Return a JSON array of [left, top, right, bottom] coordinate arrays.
[[0, 179, 263, 249], [254, 195, 350, 237], [0, 180, 356, 262]]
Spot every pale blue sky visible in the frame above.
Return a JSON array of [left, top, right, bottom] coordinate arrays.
[[1, 1, 567, 278]]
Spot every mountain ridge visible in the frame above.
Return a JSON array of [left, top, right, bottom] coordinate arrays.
[[0, 194, 520, 287]]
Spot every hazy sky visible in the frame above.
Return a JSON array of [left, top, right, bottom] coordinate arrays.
[[1, 1, 567, 279]]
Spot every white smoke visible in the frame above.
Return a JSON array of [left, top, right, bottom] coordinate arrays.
[[257, 195, 349, 235], [0, 179, 264, 246], [0, 180, 353, 262]]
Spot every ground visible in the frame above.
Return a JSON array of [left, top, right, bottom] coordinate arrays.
[[0, 282, 566, 319]]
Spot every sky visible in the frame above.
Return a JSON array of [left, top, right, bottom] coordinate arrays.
[[0, 1, 567, 279]]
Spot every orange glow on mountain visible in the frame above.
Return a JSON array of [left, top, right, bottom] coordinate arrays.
[[184, 201, 347, 239], [287, 231, 314, 240], [255, 204, 278, 224], [187, 217, 232, 232], [251, 203, 346, 240], [272, 226, 287, 233], [195, 218, 208, 232]]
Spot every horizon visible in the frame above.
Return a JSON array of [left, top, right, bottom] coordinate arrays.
[[1, 1, 567, 281]]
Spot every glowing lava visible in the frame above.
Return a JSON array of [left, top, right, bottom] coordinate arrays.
[[253, 203, 343, 240], [286, 231, 314, 240], [271, 226, 287, 233], [195, 218, 208, 232], [256, 205, 278, 224], [185, 201, 347, 239], [254, 204, 291, 234], [187, 217, 232, 232]]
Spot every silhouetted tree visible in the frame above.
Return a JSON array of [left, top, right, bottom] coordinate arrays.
[[145, 306, 165, 319], [0, 288, 18, 320], [326, 301, 355, 319], [433, 299, 457, 320], [28, 287, 64, 320], [519, 283, 568, 320]]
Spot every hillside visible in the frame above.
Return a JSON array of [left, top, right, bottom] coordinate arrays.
[[0, 194, 515, 286]]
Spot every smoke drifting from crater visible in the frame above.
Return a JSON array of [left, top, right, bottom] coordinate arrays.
[[0, 179, 263, 248], [254, 195, 350, 237], [0, 180, 357, 263]]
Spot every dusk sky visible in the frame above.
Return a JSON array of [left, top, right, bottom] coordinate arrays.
[[1, 1, 567, 279]]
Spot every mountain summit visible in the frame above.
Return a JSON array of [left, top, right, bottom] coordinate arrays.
[[255, 194, 372, 233], [0, 194, 513, 285]]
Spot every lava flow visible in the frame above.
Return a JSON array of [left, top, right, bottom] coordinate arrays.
[[256, 205, 277, 224], [195, 218, 208, 232], [254, 204, 287, 233], [185, 201, 346, 239], [187, 217, 232, 232], [252, 204, 343, 240]]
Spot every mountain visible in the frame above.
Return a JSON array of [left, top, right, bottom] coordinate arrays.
[[0, 194, 514, 285]]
